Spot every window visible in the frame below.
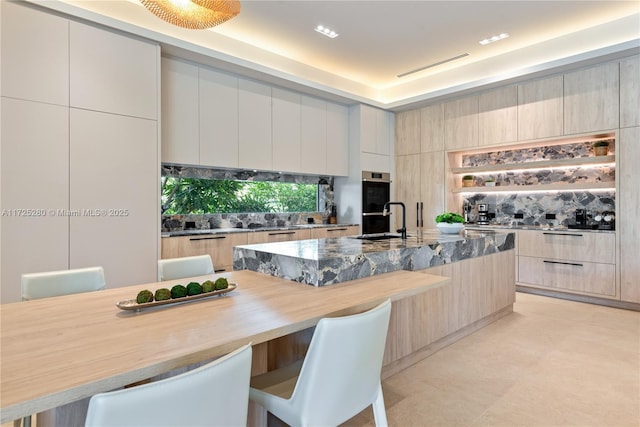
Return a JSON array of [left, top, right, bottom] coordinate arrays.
[[162, 177, 318, 215]]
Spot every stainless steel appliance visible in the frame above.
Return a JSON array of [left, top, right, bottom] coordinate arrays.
[[361, 171, 390, 234], [477, 203, 490, 225]]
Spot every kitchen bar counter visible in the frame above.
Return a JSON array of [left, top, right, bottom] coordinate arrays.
[[161, 223, 358, 237], [0, 269, 449, 424], [234, 229, 515, 286]]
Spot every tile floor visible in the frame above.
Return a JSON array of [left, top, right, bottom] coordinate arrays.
[[342, 292, 640, 427]]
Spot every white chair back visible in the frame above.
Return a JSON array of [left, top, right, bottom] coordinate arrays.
[[250, 299, 392, 426], [157, 255, 214, 281], [21, 267, 106, 301], [85, 343, 252, 427]]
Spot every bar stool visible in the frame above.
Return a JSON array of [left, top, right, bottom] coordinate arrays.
[[249, 299, 392, 427], [157, 255, 214, 281], [85, 343, 252, 427]]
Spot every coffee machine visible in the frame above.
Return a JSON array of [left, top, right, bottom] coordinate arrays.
[[477, 203, 490, 225]]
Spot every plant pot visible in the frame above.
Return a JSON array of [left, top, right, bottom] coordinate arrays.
[[436, 222, 465, 234], [462, 180, 474, 187], [594, 146, 608, 156], [485, 181, 496, 187]]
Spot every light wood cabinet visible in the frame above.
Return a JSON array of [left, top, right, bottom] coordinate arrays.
[[478, 85, 517, 146], [199, 67, 239, 168], [272, 88, 301, 173], [300, 95, 327, 175], [620, 55, 640, 128], [246, 229, 311, 244], [517, 75, 563, 140], [619, 126, 640, 303], [161, 57, 199, 165], [564, 62, 619, 135], [161, 233, 248, 273], [69, 21, 158, 120], [309, 226, 359, 239], [1, 1, 69, 106], [518, 229, 615, 264], [0, 98, 70, 303], [395, 110, 421, 155], [444, 96, 478, 150], [325, 102, 349, 176], [420, 151, 446, 229], [394, 154, 421, 232], [420, 103, 444, 153], [69, 109, 159, 288], [239, 79, 272, 170]]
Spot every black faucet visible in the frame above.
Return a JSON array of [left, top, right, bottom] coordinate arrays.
[[383, 201, 407, 239]]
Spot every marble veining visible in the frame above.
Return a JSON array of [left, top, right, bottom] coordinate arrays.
[[233, 231, 515, 286]]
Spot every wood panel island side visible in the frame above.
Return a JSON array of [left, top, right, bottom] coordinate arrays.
[[234, 229, 517, 377]]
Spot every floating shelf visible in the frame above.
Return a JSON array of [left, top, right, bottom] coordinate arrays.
[[453, 181, 615, 194], [451, 155, 615, 174]]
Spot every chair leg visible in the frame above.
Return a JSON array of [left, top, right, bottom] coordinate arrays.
[[372, 384, 388, 427]]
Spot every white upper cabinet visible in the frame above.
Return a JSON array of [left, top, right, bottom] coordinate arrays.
[[1, 1, 69, 106], [325, 102, 349, 176], [200, 67, 239, 168], [517, 75, 563, 140], [620, 55, 640, 128], [478, 85, 517, 146], [360, 105, 391, 155], [238, 79, 272, 170], [564, 62, 619, 135], [444, 95, 478, 150], [300, 95, 327, 175], [272, 88, 301, 173], [161, 57, 199, 165], [70, 21, 158, 120]]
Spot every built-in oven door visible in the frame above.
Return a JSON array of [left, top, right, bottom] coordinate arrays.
[[362, 213, 390, 234], [361, 171, 391, 234]]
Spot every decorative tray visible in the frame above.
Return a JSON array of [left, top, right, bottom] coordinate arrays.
[[116, 283, 237, 311]]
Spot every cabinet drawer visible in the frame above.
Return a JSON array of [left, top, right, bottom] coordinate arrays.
[[161, 233, 248, 272], [518, 230, 614, 264], [518, 256, 615, 296], [309, 226, 359, 239], [247, 229, 311, 244]]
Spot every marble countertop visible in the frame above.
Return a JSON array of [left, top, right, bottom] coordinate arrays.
[[233, 229, 515, 286], [161, 223, 358, 237]]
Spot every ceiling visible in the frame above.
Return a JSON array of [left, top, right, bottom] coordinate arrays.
[[38, 0, 640, 109]]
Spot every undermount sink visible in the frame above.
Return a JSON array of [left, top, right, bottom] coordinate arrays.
[[352, 233, 403, 241]]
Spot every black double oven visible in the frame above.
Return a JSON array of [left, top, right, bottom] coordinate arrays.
[[361, 171, 391, 234]]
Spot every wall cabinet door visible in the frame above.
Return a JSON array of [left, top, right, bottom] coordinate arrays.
[[200, 67, 239, 168], [325, 102, 349, 176], [1, 1, 69, 106], [421, 104, 444, 153], [0, 98, 70, 303], [69, 21, 158, 120], [620, 55, 640, 128], [69, 109, 158, 288], [238, 79, 272, 170], [444, 96, 478, 150], [478, 85, 517, 146], [564, 62, 619, 135], [619, 126, 640, 303], [420, 151, 446, 229], [360, 105, 391, 155], [395, 110, 421, 156], [161, 57, 199, 165], [272, 88, 301, 173], [517, 75, 563, 140], [300, 95, 327, 175]]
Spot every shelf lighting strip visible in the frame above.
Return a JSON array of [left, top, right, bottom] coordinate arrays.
[[462, 163, 615, 176], [459, 188, 615, 195]]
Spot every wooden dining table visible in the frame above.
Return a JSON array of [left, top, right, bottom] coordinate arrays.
[[0, 269, 449, 425]]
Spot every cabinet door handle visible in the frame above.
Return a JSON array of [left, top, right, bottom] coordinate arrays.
[[543, 260, 584, 267], [214, 268, 226, 273], [327, 228, 348, 232], [189, 236, 226, 241], [420, 202, 424, 228], [542, 232, 583, 237], [268, 231, 296, 236]]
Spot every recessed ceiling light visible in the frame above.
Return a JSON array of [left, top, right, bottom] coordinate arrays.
[[315, 25, 338, 39], [479, 33, 509, 45]]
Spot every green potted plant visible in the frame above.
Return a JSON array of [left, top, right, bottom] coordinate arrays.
[[593, 140, 609, 156], [435, 212, 465, 234], [462, 175, 474, 187]]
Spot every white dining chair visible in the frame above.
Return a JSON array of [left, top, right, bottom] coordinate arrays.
[[21, 266, 106, 301], [249, 299, 392, 427], [84, 343, 252, 427], [157, 255, 214, 281], [15, 266, 106, 427]]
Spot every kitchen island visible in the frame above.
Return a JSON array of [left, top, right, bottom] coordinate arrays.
[[234, 229, 517, 377]]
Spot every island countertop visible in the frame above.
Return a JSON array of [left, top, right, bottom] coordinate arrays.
[[233, 229, 515, 286]]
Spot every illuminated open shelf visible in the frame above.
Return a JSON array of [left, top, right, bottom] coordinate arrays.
[[451, 155, 615, 175], [453, 181, 615, 194]]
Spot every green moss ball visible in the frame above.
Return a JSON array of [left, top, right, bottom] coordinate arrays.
[[186, 281, 203, 296], [136, 289, 154, 304], [214, 277, 229, 290], [202, 280, 215, 293], [170, 284, 188, 299], [154, 288, 172, 301]]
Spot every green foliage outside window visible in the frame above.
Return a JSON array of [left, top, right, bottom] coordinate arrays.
[[162, 177, 318, 214]]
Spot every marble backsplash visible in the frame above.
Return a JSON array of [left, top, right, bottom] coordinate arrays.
[[162, 165, 335, 231]]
